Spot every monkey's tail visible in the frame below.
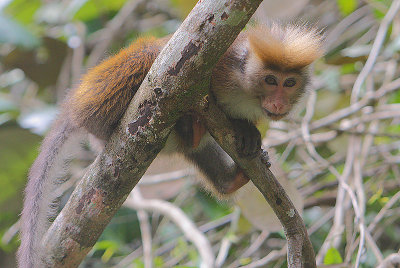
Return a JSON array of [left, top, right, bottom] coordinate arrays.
[[17, 117, 79, 268]]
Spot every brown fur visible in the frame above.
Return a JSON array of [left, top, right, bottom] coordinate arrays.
[[67, 37, 167, 140], [248, 23, 324, 70]]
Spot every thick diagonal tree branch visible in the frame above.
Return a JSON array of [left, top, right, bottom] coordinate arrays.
[[41, 0, 263, 267]]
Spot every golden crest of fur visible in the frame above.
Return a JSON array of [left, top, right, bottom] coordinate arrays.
[[248, 23, 324, 70]]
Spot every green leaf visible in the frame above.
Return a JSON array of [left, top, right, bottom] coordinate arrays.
[[171, 238, 190, 258], [93, 240, 119, 263], [73, 0, 127, 21], [0, 125, 41, 205], [0, 15, 40, 48], [132, 259, 144, 268], [3, 0, 41, 24], [73, 0, 99, 22], [0, 125, 41, 248], [371, 0, 392, 19], [324, 247, 343, 265], [368, 188, 383, 205], [340, 63, 356, 75], [337, 0, 357, 16], [169, 0, 197, 18], [154, 256, 165, 268], [239, 257, 252, 266], [195, 191, 231, 219], [389, 87, 400, 104]]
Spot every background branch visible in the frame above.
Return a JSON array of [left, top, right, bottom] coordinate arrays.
[[125, 188, 215, 268]]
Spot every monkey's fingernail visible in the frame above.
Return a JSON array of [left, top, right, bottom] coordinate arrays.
[[200, 95, 210, 111], [154, 87, 162, 96]]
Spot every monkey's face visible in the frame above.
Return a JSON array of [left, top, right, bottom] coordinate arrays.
[[253, 70, 306, 121], [243, 53, 309, 121]]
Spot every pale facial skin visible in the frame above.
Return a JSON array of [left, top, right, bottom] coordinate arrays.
[[214, 66, 307, 123], [258, 70, 304, 120]]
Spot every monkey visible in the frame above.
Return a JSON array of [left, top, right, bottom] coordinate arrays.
[[17, 23, 323, 267]]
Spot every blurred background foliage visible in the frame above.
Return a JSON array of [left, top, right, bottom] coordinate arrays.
[[0, 0, 399, 267]]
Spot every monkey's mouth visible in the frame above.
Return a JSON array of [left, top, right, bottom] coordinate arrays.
[[263, 109, 288, 120]]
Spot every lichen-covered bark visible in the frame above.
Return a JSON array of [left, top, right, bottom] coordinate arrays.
[[41, 0, 264, 267]]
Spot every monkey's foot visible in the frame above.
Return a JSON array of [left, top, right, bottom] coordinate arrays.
[[224, 169, 250, 194], [232, 119, 261, 158], [261, 149, 271, 168]]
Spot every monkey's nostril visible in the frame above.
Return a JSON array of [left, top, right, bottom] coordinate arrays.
[[273, 103, 282, 112]]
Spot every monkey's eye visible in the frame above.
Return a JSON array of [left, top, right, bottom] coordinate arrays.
[[265, 75, 278, 85], [284, 78, 296, 87]]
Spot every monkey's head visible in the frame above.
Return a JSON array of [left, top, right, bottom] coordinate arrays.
[[244, 23, 324, 121]]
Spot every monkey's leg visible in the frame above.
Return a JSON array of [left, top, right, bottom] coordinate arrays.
[[186, 138, 250, 195], [176, 116, 266, 195]]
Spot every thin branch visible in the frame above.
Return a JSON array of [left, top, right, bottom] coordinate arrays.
[[302, 90, 361, 266], [325, 6, 370, 50], [125, 189, 215, 267], [131, 190, 153, 268], [308, 208, 335, 236], [350, 0, 400, 103], [215, 207, 240, 268], [239, 231, 270, 259], [266, 77, 400, 147], [377, 253, 400, 268], [368, 191, 400, 233], [86, 0, 145, 67], [70, 23, 86, 85], [241, 247, 287, 268], [365, 230, 383, 263], [139, 169, 193, 185], [113, 247, 143, 268], [1, 219, 20, 245]]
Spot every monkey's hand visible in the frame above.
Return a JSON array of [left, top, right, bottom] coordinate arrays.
[[232, 119, 261, 159], [261, 149, 271, 168]]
